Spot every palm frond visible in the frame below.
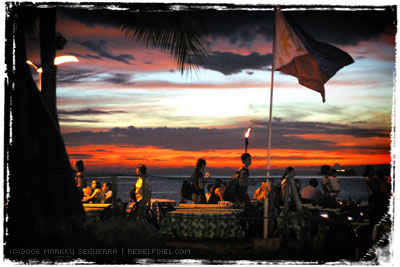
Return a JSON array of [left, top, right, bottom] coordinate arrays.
[[113, 11, 210, 73]]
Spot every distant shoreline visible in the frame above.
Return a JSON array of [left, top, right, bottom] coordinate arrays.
[[84, 175, 368, 180], [82, 163, 391, 177]]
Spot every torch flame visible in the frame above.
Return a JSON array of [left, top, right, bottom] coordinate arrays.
[[54, 55, 79, 65], [245, 128, 251, 138]]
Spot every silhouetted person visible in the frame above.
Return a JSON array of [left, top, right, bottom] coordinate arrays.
[[74, 160, 91, 200], [301, 178, 323, 203], [135, 164, 152, 221], [234, 153, 252, 203], [364, 165, 376, 198], [191, 159, 207, 204], [280, 167, 295, 202], [86, 179, 103, 204], [103, 182, 113, 204], [129, 185, 136, 203], [207, 179, 224, 204], [366, 171, 390, 224], [253, 181, 267, 201], [327, 169, 341, 201], [320, 165, 332, 201]]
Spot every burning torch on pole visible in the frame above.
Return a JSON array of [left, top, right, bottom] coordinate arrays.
[[245, 128, 251, 153]]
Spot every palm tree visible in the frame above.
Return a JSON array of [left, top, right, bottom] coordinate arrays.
[[6, 5, 85, 251], [112, 9, 209, 73], [6, 3, 209, 251], [39, 8, 59, 127]]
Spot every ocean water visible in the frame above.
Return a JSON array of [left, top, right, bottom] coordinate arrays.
[[87, 175, 371, 206]]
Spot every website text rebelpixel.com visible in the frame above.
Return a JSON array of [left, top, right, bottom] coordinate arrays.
[[7, 248, 191, 257]]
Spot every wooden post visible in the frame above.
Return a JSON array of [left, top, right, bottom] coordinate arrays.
[[287, 171, 302, 212], [287, 170, 303, 249], [266, 7, 278, 179], [283, 178, 289, 237], [269, 180, 275, 237], [111, 175, 118, 207], [263, 183, 269, 239], [265, 6, 277, 240]]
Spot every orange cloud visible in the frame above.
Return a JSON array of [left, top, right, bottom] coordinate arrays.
[[67, 144, 390, 173]]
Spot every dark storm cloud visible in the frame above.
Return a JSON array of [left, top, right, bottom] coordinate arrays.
[[103, 73, 134, 85], [85, 54, 103, 60], [285, 9, 397, 46], [68, 154, 93, 159], [252, 118, 389, 138], [194, 52, 272, 75], [68, 52, 102, 60], [59, 109, 127, 115], [62, 121, 389, 152], [57, 67, 98, 84], [202, 10, 274, 45], [269, 121, 389, 138], [267, 155, 347, 160], [202, 8, 396, 47], [336, 145, 390, 152], [73, 40, 135, 65], [61, 6, 395, 53], [59, 8, 116, 28], [57, 68, 134, 85]]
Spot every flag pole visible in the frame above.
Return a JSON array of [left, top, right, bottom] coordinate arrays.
[[266, 6, 277, 179], [264, 6, 278, 240]]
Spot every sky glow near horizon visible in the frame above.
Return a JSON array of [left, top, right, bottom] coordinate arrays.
[[25, 5, 395, 173]]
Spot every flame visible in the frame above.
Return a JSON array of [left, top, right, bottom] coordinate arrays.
[[245, 128, 251, 138], [26, 60, 39, 71], [54, 55, 79, 65]]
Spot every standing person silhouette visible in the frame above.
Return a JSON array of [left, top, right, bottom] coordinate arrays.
[[74, 160, 91, 200], [327, 169, 341, 201], [234, 153, 252, 203], [191, 159, 208, 204], [135, 164, 151, 221], [320, 165, 332, 202]]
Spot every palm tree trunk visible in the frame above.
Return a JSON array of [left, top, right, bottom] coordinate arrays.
[[5, 6, 85, 251], [40, 8, 59, 127]]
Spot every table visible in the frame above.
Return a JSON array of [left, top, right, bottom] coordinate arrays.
[[83, 203, 112, 217], [174, 203, 233, 209], [160, 204, 245, 239], [174, 204, 232, 209], [151, 199, 177, 206], [125, 199, 177, 221], [83, 203, 111, 211], [126, 199, 176, 210], [151, 199, 177, 222]]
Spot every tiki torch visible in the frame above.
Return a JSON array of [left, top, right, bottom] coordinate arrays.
[[245, 128, 251, 153]]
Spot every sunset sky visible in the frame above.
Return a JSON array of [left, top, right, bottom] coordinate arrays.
[[25, 4, 396, 175]]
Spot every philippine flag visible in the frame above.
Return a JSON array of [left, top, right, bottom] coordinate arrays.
[[275, 9, 354, 103]]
